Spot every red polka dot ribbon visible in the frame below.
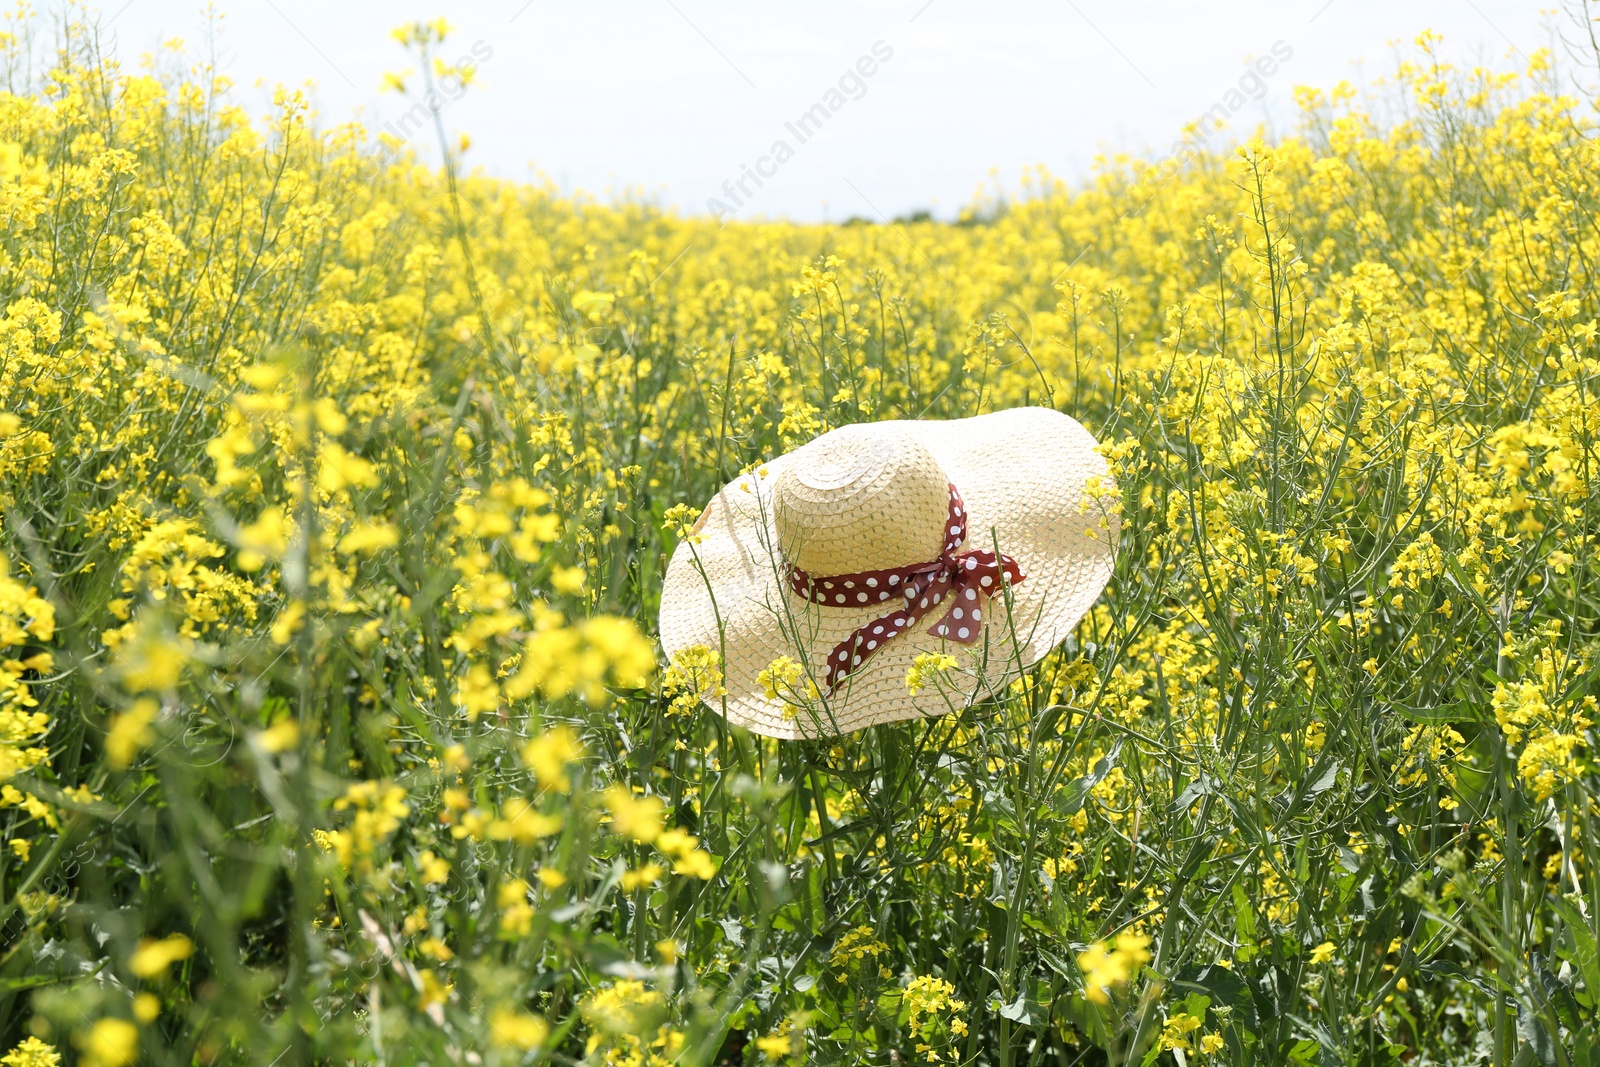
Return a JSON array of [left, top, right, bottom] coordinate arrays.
[[787, 483, 1025, 693]]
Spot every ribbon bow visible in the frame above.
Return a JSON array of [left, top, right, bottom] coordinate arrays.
[[787, 483, 1025, 693]]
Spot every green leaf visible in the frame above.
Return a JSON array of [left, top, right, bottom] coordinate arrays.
[[1392, 702, 1486, 725], [1306, 759, 1340, 796], [1531, 953, 1583, 1032], [1174, 966, 1257, 1033], [1233, 883, 1258, 944], [997, 992, 1031, 1024], [1550, 895, 1600, 995], [1170, 772, 1217, 814], [1055, 740, 1122, 817], [1515, 1002, 1557, 1067]]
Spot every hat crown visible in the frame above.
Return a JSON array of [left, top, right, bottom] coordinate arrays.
[[773, 423, 951, 574]]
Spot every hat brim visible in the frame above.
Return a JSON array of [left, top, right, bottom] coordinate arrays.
[[657, 406, 1117, 738]]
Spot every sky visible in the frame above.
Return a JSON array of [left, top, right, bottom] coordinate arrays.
[[94, 1, 1563, 222]]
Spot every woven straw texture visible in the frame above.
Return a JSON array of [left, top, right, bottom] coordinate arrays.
[[658, 407, 1117, 738]]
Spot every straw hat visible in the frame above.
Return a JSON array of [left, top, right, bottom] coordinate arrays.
[[658, 407, 1117, 738]]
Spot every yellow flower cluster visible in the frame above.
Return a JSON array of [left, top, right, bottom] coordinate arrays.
[[904, 652, 958, 696], [829, 924, 891, 978], [74, 1021, 137, 1067], [0, 560, 56, 865], [756, 654, 818, 720], [0, 561, 53, 784], [1, 1038, 59, 1067], [504, 613, 657, 705], [655, 826, 718, 880], [902, 975, 968, 1062], [1494, 667, 1594, 801], [663, 644, 726, 716], [316, 781, 411, 876], [1160, 1010, 1205, 1052], [129, 934, 194, 979], [1077, 932, 1151, 1005], [581, 980, 684, 1067]]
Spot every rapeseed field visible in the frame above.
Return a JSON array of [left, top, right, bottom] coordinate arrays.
[[1, 14, 1597, 1066]]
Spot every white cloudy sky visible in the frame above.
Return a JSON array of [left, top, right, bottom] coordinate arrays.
[[96, 1, 1562, 221]]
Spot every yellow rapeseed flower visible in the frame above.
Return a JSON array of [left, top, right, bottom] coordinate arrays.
[[1, 1037, 61, 1067], [605, 784, 666, 843], [487, 797, 562, 844], [905, 652, 958, 695], [1077, 932, 1151, 1005], [521, 725, 584, 792], [128, 934, 194, 979], [488, 1008, 550, 1050], [104, 698, 158, 769], [74, 1022, 136, 1067]]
